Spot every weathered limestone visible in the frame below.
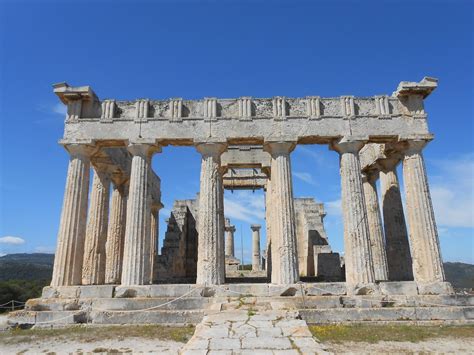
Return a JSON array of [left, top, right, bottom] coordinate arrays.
[[402, 140, 445, 284], [82, 167, 111, 285], [195, 141, 227, 285], [150, 204, 159, 283], [264, 142, 299, 284], [379, 160, 414, 281], [51, 144, 95, 287], [331, 138, 375, 286], [225, 221, 235, 257], [105, 183, 128, 284], [251, 224, 261, 271], [121, 142, 158, 286], [362, 172, 389, 281]]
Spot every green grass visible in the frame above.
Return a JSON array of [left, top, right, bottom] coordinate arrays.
[[0, 324, 195, 345], [309, 324, 474, 343]]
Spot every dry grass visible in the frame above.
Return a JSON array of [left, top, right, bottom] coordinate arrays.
[[309, 324, 474, 343], [0, 324, 195, 345]]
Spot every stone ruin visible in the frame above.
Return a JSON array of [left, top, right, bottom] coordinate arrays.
[[8, 77, 474, 327]]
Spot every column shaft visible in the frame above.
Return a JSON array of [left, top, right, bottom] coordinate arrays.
[[225, 227, 235, 257], [333, 139, 375, 285], [51, 145, 93, 286], [121, 144, 155, 286], [196, 142, 226, 285], [82, 167, 111, 285], [265, 142, 299, 284], [362, 173, 388, 281], [403, 141, 445, 283], [150, 207, 159, 283], [251, 225, 261, 271], [380, 166, 413, 281], [105, 183, 128, 284]]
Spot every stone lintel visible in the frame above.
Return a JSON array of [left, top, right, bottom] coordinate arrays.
[[393, 77, 438, 99], [53, 82, 99, 104], [330, 136, 368, 154]]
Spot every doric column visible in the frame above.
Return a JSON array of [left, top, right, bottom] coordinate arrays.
[[225, 224, 236, 257], [265, 180, 274, 280], [362, 171, 389, 281], [380, 160, 414, 281], [195, 141, 227, 285], [105, 182, 128, 284], [402, 140, 445, 284], [264, 141, 299, 284], [331, 138, 375, 285], [51, 144, 95, 287], [82, 166, 111, 285], [150, 204, 160, 283], [121, 142, 159, 286], [251, 224, 261, 271]]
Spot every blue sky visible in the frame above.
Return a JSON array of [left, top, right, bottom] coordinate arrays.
[[0, 0, 472, 265]]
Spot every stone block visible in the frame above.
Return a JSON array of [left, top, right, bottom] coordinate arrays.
[[314, 253, 342, 281], [209, 338, 240, 350], [216, 284, 269, 297], [305, 282, 346, 296], [114, 286, 150, 298], [241, 337, 292, 350], [347, 283, 380, 296], [149, 284, 194, 297], [79, 285, 115, 298], [379, 281, 418, 296], [417, 282, 454, 295], [41, 286, 59, 299]]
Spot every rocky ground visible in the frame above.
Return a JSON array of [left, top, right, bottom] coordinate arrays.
[[0, 313, 473, 354]]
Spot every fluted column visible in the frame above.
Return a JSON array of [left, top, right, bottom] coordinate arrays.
[[105, 182, 128, 284], [251, 224, 261, 271], [51, 144, 95, 287], [403, 140, 445, 284], [265, 181, 274, 280], [195, 141, 227, 285], [121, 142, 158, 286], [150, 204, 160, 283], [380, 161, 413, 281], [331, 138, 375, 285], [264, 141, 299, 284], [362, 171, 388, 281], [82, 167, 111, 285], [225, 225, 236, 257]]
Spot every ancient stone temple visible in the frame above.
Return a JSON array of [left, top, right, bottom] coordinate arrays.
[[10, 77, 473, 327]]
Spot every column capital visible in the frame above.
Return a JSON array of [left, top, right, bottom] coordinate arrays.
[[63, 143, 97, 158], [402, 139, 429, 155], [251, 224, 261, 232], [330, 136, 367, 154], [263, 141, 296, 156], [225, 225, 236, 233], [127, 140, 161, 157], [361, 170, 379, 184], [195, 140, 227, 157]]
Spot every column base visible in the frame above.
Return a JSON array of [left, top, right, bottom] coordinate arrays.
[[417, 281, 454, 295]]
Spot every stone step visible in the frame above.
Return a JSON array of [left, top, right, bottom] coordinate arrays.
[[300, 306, 474, 323], [8, 309, 205, 328], [26, 297, 213, 312]]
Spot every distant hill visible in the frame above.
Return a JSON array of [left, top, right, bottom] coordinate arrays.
[[0, 253, 54, 281], [0, 254, 472, 289]]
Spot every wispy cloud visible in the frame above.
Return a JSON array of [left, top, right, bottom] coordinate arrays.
[[326, 199, 342, 217], [429, 154, 474, 228], [52, 103, 67, 115], [293, 171, 318, 186], [0, 236, 25, 245], [224, 191, 265, 224], [34, 246, 56, 254]]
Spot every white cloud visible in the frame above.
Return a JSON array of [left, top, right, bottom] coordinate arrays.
[[293, 171, 318, 186], [34, 246, 56, 253], [0, 236, 26, 245], [52, 103, 67, 115], [224, 191, 265, 223], [326, 199, 342, 217], [429, 154, 474, 228]]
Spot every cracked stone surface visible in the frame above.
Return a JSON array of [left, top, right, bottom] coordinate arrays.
[[180, 310, 330, 355]]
